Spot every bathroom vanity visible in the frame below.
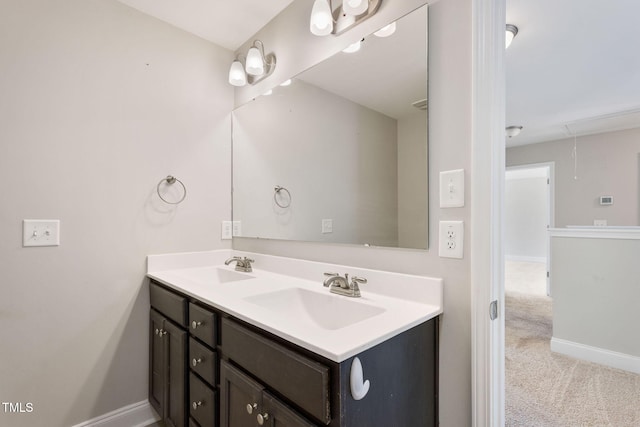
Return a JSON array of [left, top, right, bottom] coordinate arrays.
[[147, 250, 443, 427]]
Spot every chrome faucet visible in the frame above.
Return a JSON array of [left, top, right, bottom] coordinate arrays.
[[323, 272, 367, 297], [225, 256, 254, 273]]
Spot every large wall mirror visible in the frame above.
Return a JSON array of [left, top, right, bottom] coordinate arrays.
[[232, 4, 428, 249]]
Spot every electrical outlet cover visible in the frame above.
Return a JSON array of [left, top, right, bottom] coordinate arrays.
[[438, 220, 464, 259]]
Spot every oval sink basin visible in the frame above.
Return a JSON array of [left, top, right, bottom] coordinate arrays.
[[174, 267, 254, 284], [244, 288, 385, 330]]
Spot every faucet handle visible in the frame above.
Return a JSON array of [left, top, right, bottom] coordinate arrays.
[[351, 276, 367, 285], [243, 257, 255, 263], [324, 272, 340, 277]]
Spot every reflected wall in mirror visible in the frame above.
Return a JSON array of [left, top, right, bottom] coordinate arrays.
[[232, 4, 428, 249]]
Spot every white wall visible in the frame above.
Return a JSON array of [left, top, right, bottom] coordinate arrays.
[[233, 0, 473, 425], [233, 80, 399, 246], [0, 1, 232, 426], [507, 127, 640, 227], [505, 171, 548, 261]]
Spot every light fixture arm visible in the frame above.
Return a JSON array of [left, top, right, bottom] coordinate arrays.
[[334, 0, 382, 35], [247, 40, 276, 85]]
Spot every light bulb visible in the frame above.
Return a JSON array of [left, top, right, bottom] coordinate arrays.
[[506, 24, 518, 49], [343, 0, 368, 16], [374, 22, 396, 37], [342, 40, 362, 53], [228, 60, 247, 86], [310, 0, 333, 36], [245, 46, 264, 76]]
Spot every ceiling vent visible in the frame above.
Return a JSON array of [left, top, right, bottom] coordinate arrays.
[[412, 99, 427, 110]]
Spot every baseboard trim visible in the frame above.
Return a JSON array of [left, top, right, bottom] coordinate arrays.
[[505, 255, 546, 263], [71, 400, 161, 427], [551, 337, 640, 374]]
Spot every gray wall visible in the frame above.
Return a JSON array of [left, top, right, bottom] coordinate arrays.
[[234, 0, 473, 425], [0, 1, 232, 426], [398, 111, 429, 248], [551, 236, 640, 357], [507, 127, 640, 226]]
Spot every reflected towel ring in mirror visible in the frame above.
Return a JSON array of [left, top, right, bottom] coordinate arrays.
[[157, 175, 187, 204], [274, 185, 291, 208]]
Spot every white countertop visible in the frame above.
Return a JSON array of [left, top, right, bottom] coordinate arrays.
[[147, 250, 443, 362]]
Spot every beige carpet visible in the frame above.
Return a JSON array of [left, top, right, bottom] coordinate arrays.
[[506, 291, 640, 426]]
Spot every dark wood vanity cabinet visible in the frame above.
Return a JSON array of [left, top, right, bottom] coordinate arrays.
[[150, 280, 438, 427], [149, 302, 188, 427]]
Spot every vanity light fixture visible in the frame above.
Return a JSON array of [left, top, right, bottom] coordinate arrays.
[[310, 0, 334, 36], [505, 24, 518, 48], [505, 125, 523, 138], [227, 40, 276, 87], [374, 21, 396, 37], [342, 39, 363, 53], [310, 0, 382, 37]]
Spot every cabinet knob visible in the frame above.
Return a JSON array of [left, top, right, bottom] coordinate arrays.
[[154, 328, 159, 335], [191, 320, 202, 329], [157, 329, 167, 338], [192, 401, 202, 410], [246, 403, 257, 414], [192, 357, 202, 367], [257, 413, 270, 425]]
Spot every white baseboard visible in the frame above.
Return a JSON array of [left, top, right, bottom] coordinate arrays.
[[505, 255, 546, 263], [551, 337, 640, 374], [72, 400, 161, 427]]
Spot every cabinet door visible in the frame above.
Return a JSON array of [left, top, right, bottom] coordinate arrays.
[[220, 360, 264, 427], [149, 310, 167, 417], [262, 392, 317, 427], [164, 319, 188, 427]]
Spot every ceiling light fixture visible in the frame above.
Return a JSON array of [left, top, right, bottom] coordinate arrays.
[[505, 125, 523, 138], [310, 0, 382, 37], [227, 40, 276, 87], [374, 21, 396, 37], [505, 24, 518, 49]]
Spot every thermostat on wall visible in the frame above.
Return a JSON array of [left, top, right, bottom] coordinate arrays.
[[599, 195, 613, 205]]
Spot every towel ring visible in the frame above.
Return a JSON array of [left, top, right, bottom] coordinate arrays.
[[274, 185, 291, 208], [157, 175, 187, 204]]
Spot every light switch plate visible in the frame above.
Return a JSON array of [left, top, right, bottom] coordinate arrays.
[[322, 219, 333, 234], [232, 221, 242, 237], [23, 219, 60, 247], [221, 221, 232, 240], [438, 220, 464, 259], [439, 169, 465, 208]]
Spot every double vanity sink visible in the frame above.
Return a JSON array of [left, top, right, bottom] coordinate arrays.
[[147, 249, 443, 427], [147, 249, 443, 362]]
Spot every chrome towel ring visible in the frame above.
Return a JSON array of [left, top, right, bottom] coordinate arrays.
[[274, 185, 291, 208], [157, 175, 187, 205]]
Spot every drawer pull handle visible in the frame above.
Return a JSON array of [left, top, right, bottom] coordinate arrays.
[[246, 403, 257, 414], [191, 320, 203, 329], [257, 413, 270, 425], [192, 357, 202, 367], [192, 401, 202, 410]]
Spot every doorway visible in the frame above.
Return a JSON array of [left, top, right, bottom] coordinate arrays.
[[505, 163, 553, 296]]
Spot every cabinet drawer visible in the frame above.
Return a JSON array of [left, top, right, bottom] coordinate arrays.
[[221, 318, 331, 424], [189, 373, 217, 427], [189, 337, 217, 387], [189, 303, 217, 347], [150, 282, 187, 327]]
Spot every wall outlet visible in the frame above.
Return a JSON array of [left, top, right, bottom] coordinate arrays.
[[221, 221, 232, 240], [321, 219, 333, 234], [594, 219, 607, 227], [232, 221, 242, 237], [23, 219, 60, 247], [438, 220, 464, 259]]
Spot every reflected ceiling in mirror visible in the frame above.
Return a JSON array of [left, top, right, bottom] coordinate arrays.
[[232, 4, 428, 249]]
